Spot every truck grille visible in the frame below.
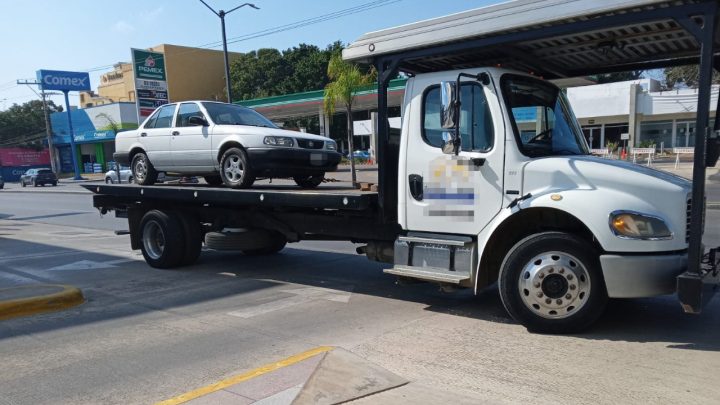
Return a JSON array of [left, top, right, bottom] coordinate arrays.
[[297, 139, 324, 149]]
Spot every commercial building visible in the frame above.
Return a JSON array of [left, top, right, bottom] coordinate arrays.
[[79, 44, 242, 108], [50, 102, 137, 173], [568, 79, 719, 151]]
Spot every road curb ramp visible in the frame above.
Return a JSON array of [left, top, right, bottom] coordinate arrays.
[[293, 348, 408, 404], [0, 284, 84, 321]]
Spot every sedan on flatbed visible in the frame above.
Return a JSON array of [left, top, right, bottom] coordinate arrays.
[[113, 101, 341, 189]]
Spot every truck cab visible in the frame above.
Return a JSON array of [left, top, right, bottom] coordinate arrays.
[[387, 67, 692, 332]]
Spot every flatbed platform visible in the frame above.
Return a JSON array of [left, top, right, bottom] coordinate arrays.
[[83, 183, 379, 211]]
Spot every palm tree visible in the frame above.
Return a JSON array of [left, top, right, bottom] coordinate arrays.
[[323, 52, 375, 187]]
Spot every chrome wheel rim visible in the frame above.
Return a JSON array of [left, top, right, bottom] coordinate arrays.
[[134, 156, 147, 182], [142, 220, 165, 260], [223, 154, 244, 183], [518, 251, 591, 319]]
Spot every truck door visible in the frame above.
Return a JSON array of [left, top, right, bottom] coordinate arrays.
[[171, 102, 213, 170], [403, 75, 505, 235], [141, 104, 176, 170]]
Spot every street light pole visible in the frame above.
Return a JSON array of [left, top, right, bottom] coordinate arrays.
[[198, 1, 259, 104]]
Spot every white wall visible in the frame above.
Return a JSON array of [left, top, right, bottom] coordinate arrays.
[[567, 79, 653, 118]]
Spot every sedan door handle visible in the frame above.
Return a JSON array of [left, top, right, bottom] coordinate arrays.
[[140, 132, 147, 137], [172, 131, 180, 136]]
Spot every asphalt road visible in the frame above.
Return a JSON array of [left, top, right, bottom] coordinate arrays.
[[0, 187, 719, 404]]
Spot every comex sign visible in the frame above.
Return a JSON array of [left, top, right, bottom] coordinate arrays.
[[36, 69, 91, 180], [36, 70, 90, 92]]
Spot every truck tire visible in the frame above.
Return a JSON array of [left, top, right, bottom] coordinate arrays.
[[176, 213, 203, 266], [204, 175, 223, 186], [220, 148, 255, 189], [498, 232, 607, 334], [293, 174, 324, 189], [132, 151, 158, 186], [139, 210, 185, 269], [242, 233, 287, 256]]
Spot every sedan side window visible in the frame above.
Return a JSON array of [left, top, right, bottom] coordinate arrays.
[[153, 104, 177, 129], [176, 103, 206, 127], [143, 108, 162, 129]]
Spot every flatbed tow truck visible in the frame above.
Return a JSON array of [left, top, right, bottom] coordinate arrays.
[[87, 0, 720, 333]]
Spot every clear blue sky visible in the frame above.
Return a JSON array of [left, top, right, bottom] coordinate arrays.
[[0, 0, 499, 110]]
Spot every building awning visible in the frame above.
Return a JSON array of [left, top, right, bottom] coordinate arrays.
[[236, 78, 407, 120]]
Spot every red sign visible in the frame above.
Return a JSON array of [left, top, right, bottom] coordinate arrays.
[[0, 148, 50, 166]]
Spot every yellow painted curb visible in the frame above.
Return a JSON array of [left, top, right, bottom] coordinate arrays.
[[156, 346, 334, 405], [0, 284, 85, 321]]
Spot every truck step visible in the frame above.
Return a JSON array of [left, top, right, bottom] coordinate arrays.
[[385, 265, 470, 284], [398, 233, 471, 246]]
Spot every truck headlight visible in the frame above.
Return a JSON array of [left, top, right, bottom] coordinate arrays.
[[326, 140, 337, 151], [263, 136, 294, 147], [609, 211, 672, 240]]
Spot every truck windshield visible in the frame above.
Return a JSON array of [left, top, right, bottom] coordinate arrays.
[[501, 75, 589, 157], [202, 103, 277, 128]]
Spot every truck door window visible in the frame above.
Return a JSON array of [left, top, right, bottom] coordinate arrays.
[[501, 74, 589, 157], [176, 103, 206, 127], [423, 82, 494, 152], [152, 104, 177, 129]]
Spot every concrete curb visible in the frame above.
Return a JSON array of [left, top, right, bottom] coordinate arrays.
[[0, 284, 85, 321]]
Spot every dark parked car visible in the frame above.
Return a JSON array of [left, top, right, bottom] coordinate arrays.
[[20, 168, 57, 187], [0, 175, 4, 189]]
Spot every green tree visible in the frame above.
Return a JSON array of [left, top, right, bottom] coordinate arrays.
[[664, 65, 720, 88], [323, 52, 375, 187], [229, 41, 345, 101], [0, 99, 62, 148]]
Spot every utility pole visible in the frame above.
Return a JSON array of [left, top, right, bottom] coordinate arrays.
[[198, 1, 259, 103], [17, 79, 59, 174]]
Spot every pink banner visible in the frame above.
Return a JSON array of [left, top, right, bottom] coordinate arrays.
[[0, 148, 50, 166]]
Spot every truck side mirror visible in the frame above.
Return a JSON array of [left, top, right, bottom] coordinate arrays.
[[440, 81, 457, 129], [441, 131, 455, 154]]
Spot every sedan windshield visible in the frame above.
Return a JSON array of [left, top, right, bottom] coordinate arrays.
[[501, 75, 589, 157], [202, 103, 277, 128]]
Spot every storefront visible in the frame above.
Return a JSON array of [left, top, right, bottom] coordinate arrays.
[[50, 102, 137, 174]]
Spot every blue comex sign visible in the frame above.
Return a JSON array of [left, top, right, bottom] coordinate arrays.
[[36, 70, 90, 92]]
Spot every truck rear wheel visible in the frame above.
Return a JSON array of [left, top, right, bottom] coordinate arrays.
[[139, 210, 185, 269], [176, 213, 203, 266], [498, 232, 607, 334]]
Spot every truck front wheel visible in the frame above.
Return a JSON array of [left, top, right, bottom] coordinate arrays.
[[139, 210, 185, 269], [498, 232, 607, 334]]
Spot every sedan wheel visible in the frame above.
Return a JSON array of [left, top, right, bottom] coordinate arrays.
[[105, 177, 113, 184], [131, 152, 158, 185], [220, 147, 255, 189]]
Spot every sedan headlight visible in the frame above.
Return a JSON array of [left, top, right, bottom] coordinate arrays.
[[326, 140, 337, 151], [609, 211, 672, 240], [263, 136, 294, 147]]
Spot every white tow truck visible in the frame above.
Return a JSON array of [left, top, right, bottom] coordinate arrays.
[[88, 0, 719, 333]]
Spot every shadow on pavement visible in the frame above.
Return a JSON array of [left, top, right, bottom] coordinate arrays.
[[1, 237, 718, 352]]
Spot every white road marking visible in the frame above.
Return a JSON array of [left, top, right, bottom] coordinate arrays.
[[227, 286, 353, 318], [49, 258, 136, 271]]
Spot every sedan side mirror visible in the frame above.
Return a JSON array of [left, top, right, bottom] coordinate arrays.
[[188, 116, 208, 126]]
